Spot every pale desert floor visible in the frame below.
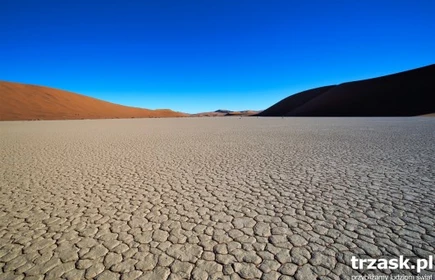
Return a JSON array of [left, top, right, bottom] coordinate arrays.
[[0, 117, 434, 280]]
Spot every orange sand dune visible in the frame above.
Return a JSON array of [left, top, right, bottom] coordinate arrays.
[[0, 81, 186, 120]]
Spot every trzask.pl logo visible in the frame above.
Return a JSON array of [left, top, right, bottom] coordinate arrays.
[[351, 256, 434, 273]]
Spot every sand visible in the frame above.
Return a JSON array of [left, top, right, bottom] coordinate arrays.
[[0, 81, 186, 121], [1, 117, 434, 279], [259, 64, 435, 117]]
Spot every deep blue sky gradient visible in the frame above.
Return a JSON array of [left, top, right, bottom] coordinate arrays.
[[1, 0, 434, 113]]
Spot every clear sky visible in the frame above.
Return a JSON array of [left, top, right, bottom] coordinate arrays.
[[1, 0, 434, 113]]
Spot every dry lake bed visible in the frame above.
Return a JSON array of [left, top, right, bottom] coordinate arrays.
[[0, 117, 434, 280]]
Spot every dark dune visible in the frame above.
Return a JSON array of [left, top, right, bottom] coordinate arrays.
[[259, 64, 435, 117], [258, 85, 336, 116], [0, 81, 187, 120]]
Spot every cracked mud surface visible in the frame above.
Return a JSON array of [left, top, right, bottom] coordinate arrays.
[[1, 117, 434, 280]]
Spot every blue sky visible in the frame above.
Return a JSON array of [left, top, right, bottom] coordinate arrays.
[[1, 0, 434, 113]]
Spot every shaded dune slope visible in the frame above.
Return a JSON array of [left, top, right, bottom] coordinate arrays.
[[258, 85, 336, 116], [0, 81, 186, 120], [259, 64, 435, 116]]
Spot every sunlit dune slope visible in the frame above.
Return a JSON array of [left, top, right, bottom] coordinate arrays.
[[0, 81, 186, 120]]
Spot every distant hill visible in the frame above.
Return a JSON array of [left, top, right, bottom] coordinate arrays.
[[0, 81, 186, 120], [258, 64, 435, 116], [224, 110, 261, 116], [194, 109, 261, 117], [214, 109, 232, 114]]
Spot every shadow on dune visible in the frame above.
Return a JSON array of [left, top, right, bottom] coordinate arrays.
[[258, 64, 435, 117]]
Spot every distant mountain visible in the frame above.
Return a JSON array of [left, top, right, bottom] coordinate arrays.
[[0, 81, 186, 120], [214, 109, 232, 114], [258, 64, 435, 116], [224, 110, 261, 116], [194, 109, 261, 117]]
